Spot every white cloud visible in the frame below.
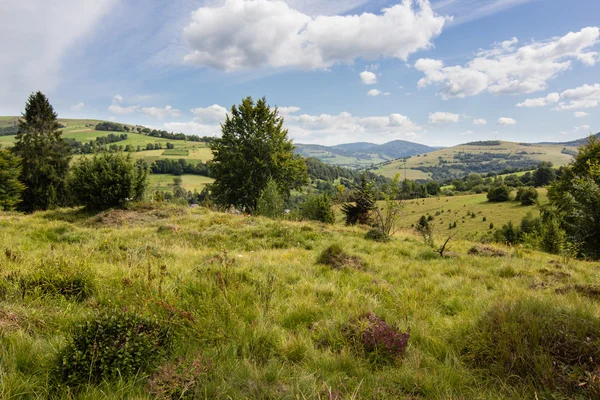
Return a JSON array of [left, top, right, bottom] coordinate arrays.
[[428, 111, 460, 124], [574, 111, 589, 118], [190, 104, 228, 124], [182, 0, 446, 71], [497, 117, 517, 125], [460, 130, 474, 136], [0, 0, 116, 112], [516, 92, 560, 107], [360, 71, 377, 85], [415, 27, 600, 99], [562, 124, 592, 136], [113, 94, 123, 104], [163, 121, 221, 137], [70, 102, 85, 111], [367, 89, 381, 96], [278, 106, 301, 116], [108, 104, 140, 115], [555, 83, 600, 110], [472, 118, 487, 125], [141, 105, 182, 119]]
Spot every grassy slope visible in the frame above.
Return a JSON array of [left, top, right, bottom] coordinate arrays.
[[148, 174, 214, 192], [1, 205, 598, 399], [376, 141, 578, 180]]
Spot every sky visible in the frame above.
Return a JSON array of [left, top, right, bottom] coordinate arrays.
[[1, 0, 599, 146]]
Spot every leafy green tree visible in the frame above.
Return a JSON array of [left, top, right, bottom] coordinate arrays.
[[0, 149, 25, 210], [299, 193, 335, 223], [426, 180, 441, 196], [533, 162, 556, 187], [516, 186, 538, 205], [11, 92, 72, 211], [548, 136, 600, 258], [255, 179, 285, 219], [487, 185, 511, 202], [69, 152, 149, 210], [209, 96, 308, 212], [342, 174, 376, 225]]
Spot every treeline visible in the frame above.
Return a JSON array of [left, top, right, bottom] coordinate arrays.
[[0, 125, 18, 136], [66, 133, 128, 154], [150, 159, 209, 176], [94, 121, 216, 144]]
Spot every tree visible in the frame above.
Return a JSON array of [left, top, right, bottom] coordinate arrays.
[[372, 174, 404, 237], [487, 185, 511, 202], [209, 96, 308, 212], [426, 180, 441, 196], [69, 152, 148, 210], [11, 92, 72, 211], [342, 174, 376, 225], [416, 215, 434, 246], [516, 186, 538, 205], [533, 162, 556, 187], [0, 149, 25, 210], [299, 194, 335, 223], [548, 136, 600, 259], [255, 179, 285, 219]]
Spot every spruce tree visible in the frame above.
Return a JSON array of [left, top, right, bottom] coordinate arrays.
[[11, 92, 72, 211], [209, 96, 308, 212], [0, 148, 25, 210]]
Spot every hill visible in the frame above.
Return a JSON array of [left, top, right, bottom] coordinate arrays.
[[539, 132, 600, 147], [2, 203, 600, 398], [374, 140, 579, 181], [294, 139, 436, 169]]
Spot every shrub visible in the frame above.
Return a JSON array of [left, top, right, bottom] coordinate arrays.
[[460, 299, 600, 396], [255, 179, 284, 218], [345, 313, 410, 365], [55, 312, 172, 387], [69, 152, 149, 210], [364, 228, 390, 242], [342, 174, 375, 225], [299, 194, 335, 223], [147, 355, 212, 400], [516, 186, 538, 205], [487, 185, 511, 202], [317, 244, 365, 270]]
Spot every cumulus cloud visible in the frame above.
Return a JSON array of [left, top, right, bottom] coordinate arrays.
[[497, 117, 517, 125], [70, 102, 85, 111], [278, 106, 301, 116], [360, 71, 377, 85], [182, 0, 446, 71], [574, 111, 589, 118], [113, 94, 123, 104], [460, 130, 474, 136], [141, 105, 182, 119], [517, 92, 560, 107], [554, 83, 600, 110], [190, 104, 228, 124], [472, 118, 487, 125], [367, 89, 381, 96], [107, 95, 139, 115], [428, 111, 460, 124], [415, 27, 600, 99]]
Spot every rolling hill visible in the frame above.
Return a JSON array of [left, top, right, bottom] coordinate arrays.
[[294, 139, 436, 169]]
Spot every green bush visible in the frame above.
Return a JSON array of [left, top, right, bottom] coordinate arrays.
[[516, 186, 538, 205], [299, 194, 335, 223], [55, 312, 172, 387], [487, 185, 511, 202], [364, 228, 390, 242], [69, 152, 149, 210], [255, 179, 284, 219], [317, 244, 365, 270], [460, 299, 600, 396]]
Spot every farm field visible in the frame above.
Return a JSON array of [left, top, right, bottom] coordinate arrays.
[[1, 204, 599, 399], [148, 174, 214, 192]]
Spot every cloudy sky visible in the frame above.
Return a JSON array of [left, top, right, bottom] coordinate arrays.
[[1, 0, 599, 146]]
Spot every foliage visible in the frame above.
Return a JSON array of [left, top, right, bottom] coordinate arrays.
[[255, 179, 285, 219], [299, 194, 335, 223], [341, 174, 376, 225], [532, 161, 556, 187], [486, 185, 511, 202], [515, 186, 538, 205], [416, 215, 434, 246], [548, 136, 600, 259], [372, 174, 404, 238], [95, 121, 126, 132], [209, 96, 308, 212], [316, 244, 365, 270], [69, 152, 149, 210], [55, 312, 172, 387], [364, 228, 390, 242], [345, 313, 410, 365], [11, 92, 72, 211], [0, 149, 25, 210], [461, 299, 600, 397]]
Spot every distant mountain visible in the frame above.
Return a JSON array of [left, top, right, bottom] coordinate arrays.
[[541, 132, 600, 147], [294, 139, 436, 169]]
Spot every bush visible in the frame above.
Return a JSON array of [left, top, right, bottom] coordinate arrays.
[[55, 312, 172, 387], [69, 152, 149, 210], [487, 185, 511, 202], [460, 299, 600, 396], [316, 244, 366, 270], [345, 313, 410, 365], [299, 194, 335, 223], [255, 179, 284, 219], [516, 186, 538, 205], [364, 228, 390, 242]]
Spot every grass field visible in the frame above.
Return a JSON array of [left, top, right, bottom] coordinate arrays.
[[1, 203, 600, 399], [377, 141, 578, 180], [148, 174, 214, 192]]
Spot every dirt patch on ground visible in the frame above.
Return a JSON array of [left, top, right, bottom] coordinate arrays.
[[468, 245, 507, 257], [537, 268, 571, 281], [88, 208, 187, 227], [556, 284, 600, 300]]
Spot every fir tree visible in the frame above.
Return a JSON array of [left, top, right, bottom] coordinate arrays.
[[11, 92, 71, 211], [0, 149, 26, 210]]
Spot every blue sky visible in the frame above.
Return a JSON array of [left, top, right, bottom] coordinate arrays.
[[1, 0, 599, 146]]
